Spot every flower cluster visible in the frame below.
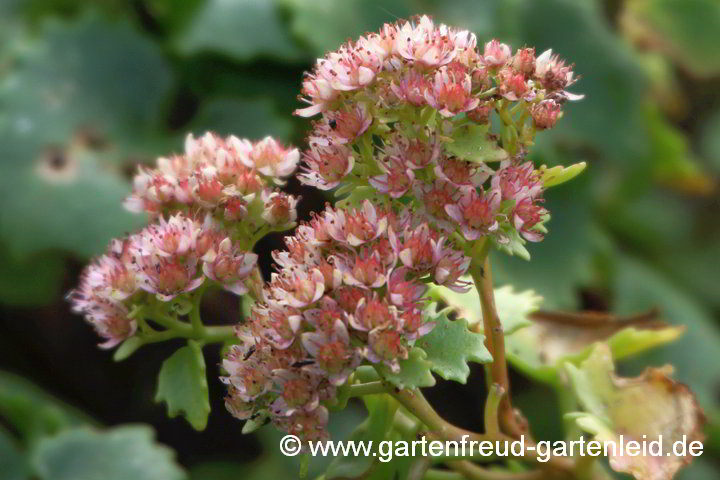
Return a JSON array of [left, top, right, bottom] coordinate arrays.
[[297, 15, 581, 245], [70, 133, 299, 348], [68, 213, 257, 347], [125, 133, 300, 230], [222, 201, 470, 440]]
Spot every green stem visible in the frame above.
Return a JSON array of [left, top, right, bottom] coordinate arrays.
[[346, 381, 393, 397], [203, 326, 237, 344]]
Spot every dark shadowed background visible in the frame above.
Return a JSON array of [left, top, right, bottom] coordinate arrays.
[[0, 0, 719, 478]]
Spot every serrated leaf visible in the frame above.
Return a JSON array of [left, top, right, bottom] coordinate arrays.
[[414, 306, 491, 384], [444, 124, 508, 163], [565, 343, 705, 480], [176, 0, 305, 62], [428, 282, 540, 334], [155, 341, 211, 431], [537, 162, 587, 187], [325, 395, 398, 479], [32, 425, 186, 480], [376, 348, 436, 389]]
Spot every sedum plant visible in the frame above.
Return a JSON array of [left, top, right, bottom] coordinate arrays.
[[69, 15, 704, 480]]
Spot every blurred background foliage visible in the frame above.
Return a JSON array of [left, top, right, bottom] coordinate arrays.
[[0, 0, 718, 478]]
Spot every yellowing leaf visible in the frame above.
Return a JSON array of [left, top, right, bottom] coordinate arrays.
[[507, 309, 685, 384], [566, 344, 705, 480]]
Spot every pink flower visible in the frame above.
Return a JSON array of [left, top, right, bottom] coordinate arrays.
[[385, 133, 440, 169], [334, 249, 387, 289], [497, 67, 531, 101], [316, 45, 380, 92], [534, 49, 583, 100], [483, 39, 512, 67], [434, 156, 491, 188], [274, 406, 330, 444], [302, 320, 360, 385], [324, 200, 388, 247], [323, 104, 373, 143], [395, 16, 458, 68], [270, 369, 326, 416], [369, 157, 415, 198], [143, 214, 199, 258], [244, 137, 299, 178], [269, 268, 325, 309], [348, 295, 398, 332], [414, 179, 458, 228], [511, 47, 536, 75], [299, 144, 354, 190], [390, 69, 429, 106], [202, 237, 257, 295], [365, 327, 408, 372], [424, 64, 479, 117], [445, 189, 501, 241], [512, 197, 548, 242], [389, 223, 436, 272], [222, 342, 275, 402], [530, 99, 563, 129], [261, 191, 299, 226], [68, 291, 136, 349], [399, 307, 435, 341], [387, 268, 427, 307], [432, 238, 471, 292], [491, 161, 544, 202]]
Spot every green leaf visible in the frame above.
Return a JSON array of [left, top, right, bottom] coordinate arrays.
[[176, 0, 305, 62], [335, 186, 386, 210], [190, 97, 293, 141], [0, 14, 170, 259], [414, 306, 492, 384], [281, 0, 413, 56], [32, 425, 186, 480], [517, 0, 649, 164], [623, 0, 720, 78], [444, 124, 508, 163], [565, 343, 704, 480], [0, 371, 94, 442], [428, 282, 540, 334], [0, 14, 172, 157], [0, 250, 64, 306], [376, 348, 436, 390], [0, 147, 146, 258], [155, 341, 211, 431], [537, 162, 587, 188], [325, 395, 398, 479], [0, 427, 29, 480]]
